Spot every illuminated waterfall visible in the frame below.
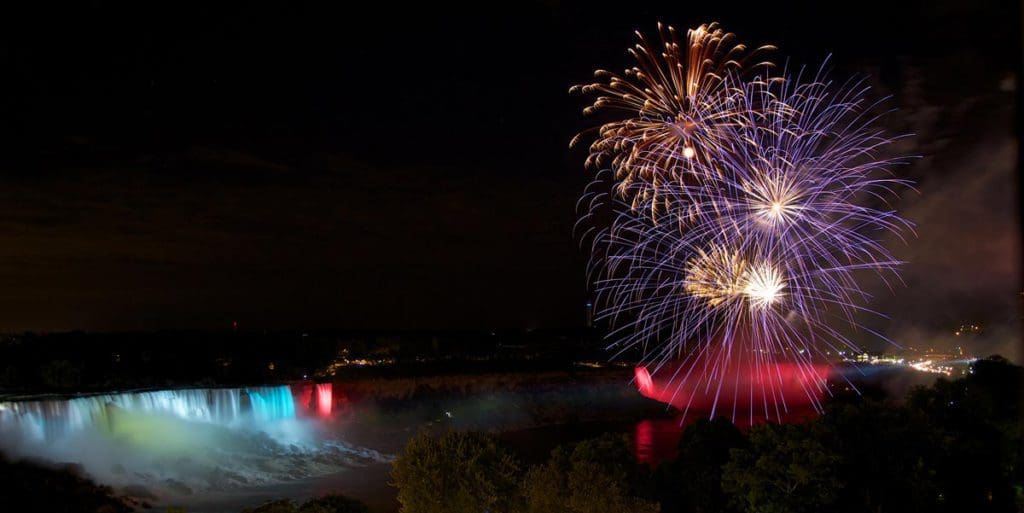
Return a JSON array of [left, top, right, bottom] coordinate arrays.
[[315, 383, 333, 417], [0, 385, 296, 442], [245, 386, 296, 422], [292, 382, 335, 418]]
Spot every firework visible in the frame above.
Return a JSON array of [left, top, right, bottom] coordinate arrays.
[[575, 29, 913, 423], [571, 23, 776, 217], [680, 71, 914, 328]]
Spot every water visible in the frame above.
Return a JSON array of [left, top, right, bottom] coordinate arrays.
[[246, 386, 297, 423], [0, 383, 393, 509], [0, 367, 937, 512], [0, 385, 298, 442], [0, 377, 668, 512]]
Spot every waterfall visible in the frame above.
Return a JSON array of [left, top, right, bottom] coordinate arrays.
[[315, 383, 333, 417], [245, 386, 296, 422], [0, 385, 296, 442]]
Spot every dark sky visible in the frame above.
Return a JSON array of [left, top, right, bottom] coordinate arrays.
[[0, 1, 1020, 353]]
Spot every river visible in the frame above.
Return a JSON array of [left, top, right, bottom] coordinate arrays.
[[0, 365, 939, 512]]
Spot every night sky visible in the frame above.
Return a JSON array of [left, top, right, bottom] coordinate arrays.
[[0, 1, 1020, 356]]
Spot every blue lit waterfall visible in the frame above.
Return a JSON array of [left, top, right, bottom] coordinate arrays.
[[0, 385, 295, 442]]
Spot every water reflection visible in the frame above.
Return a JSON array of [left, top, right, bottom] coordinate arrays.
[[633, 418, 683, 465]]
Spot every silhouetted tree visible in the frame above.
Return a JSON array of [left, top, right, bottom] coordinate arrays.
[[242, 494, 368, 513], [655, 417, 746, 513], [722, 423, 839, 513], [242, 499, 298, 513], [815, 396, 939, 513], [39, 359, 82, 389], [0, 456, 132, 513], [905, 356, 1024, 512], [391, 430, 521, 513], [522, 445, 571, 513], [299, 494, 369, 513], [522, 433, 658, 513]]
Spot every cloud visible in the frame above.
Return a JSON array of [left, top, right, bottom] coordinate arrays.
[[860, 65, 1022, 362]]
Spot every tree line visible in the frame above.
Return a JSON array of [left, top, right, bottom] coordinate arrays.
[[391, 356, 1024, 513]]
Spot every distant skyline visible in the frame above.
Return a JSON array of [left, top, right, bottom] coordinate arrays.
[[0, 1, 1019, 360]]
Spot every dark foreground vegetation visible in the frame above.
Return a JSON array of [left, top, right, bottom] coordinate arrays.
[[391, 356, 1024, 513], [0, 455, 135, 513], [238, 495, 369, 513]]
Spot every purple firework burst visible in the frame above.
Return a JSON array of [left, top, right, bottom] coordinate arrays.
[[575, 28, 915, 423]]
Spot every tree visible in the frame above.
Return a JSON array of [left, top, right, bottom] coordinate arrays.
[[905, 356, 1024, 513], [522, 433, 659, 513], [522, 446, 571, 513], [299, 494, 369, 513], [656, 417, 746, 513], [0, 456, 133, 513], [815, 396, 939, 513], [39, 359, 82, 389], [391, 430, 521, 513], [242, 499, 298, 513], [722, 423, 839, 513], [242, 495, 368, 513]]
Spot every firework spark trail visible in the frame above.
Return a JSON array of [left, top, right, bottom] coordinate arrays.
[[571, 22, 776, 218], [574, 25, 914, 424]]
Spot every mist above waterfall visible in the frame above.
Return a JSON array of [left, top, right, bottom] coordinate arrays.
[[0, 385, 386, 500]]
